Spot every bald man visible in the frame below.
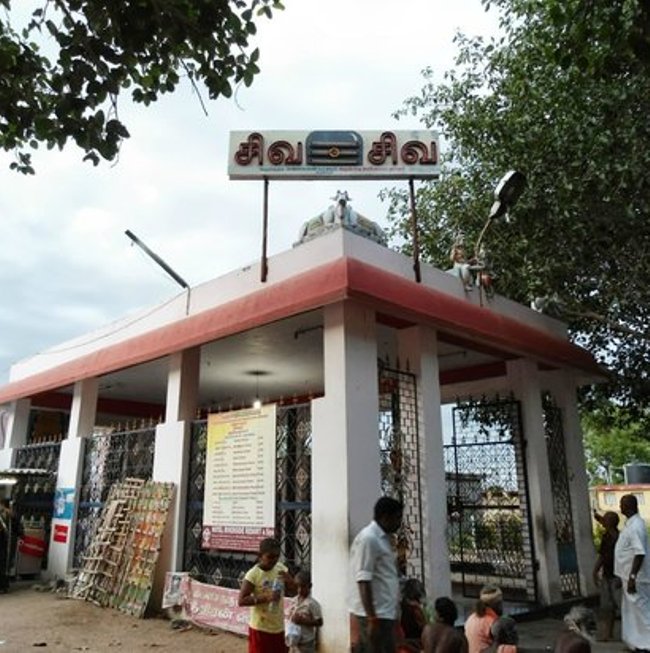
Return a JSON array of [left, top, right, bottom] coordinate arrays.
[[614, 494, 650, 652]]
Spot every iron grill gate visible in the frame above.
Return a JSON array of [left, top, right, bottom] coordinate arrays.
[[73, 427, 156, 568], [14, 442, 61, 473], [183, 404, 312, 587], [378, 365, 424, 585], [444, 397, 537, 602], [13, 442, 61, 569], [543, 393, 580, 598]]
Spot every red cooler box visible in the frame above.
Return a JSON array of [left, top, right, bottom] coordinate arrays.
[[16, 527, 47, 576]]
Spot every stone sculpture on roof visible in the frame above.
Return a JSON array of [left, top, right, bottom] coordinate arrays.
[[294, 190, 387, 247]]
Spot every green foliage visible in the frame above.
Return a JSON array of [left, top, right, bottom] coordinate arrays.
[[386, 0, 650, 410], [582, 405, 650, 484], [0, 0, 283, 173], [448, 529, 475, 554], [475, 512, 524, 553], [592, 522, 603, 551]]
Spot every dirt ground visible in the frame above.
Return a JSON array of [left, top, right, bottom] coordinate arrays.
[[0, 581, 625, 653], [0, 581, 248, 653]]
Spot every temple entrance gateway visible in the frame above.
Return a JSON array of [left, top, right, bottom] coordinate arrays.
[[0, 182, 604, 652]]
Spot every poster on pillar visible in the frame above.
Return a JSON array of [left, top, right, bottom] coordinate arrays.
[[53, 488, 75, 520], [202, 405, 277, 552]]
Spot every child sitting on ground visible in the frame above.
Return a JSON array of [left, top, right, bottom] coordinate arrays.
[[553, 605, 596, 653], [464, 585, 503, 653], [287, 569, 323, 653], [484, 615, 519, 653], [421, 596, 468, 653], [397, 578, 428, 652]]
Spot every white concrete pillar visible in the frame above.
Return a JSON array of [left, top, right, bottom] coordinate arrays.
[[151, 348, 200, 608], [506, 359, 562, 604], [312, 301, 380, 653], [398, 325, 452, 599], [48, 378, 99, 579], [0, 398, 31, 469], [544, 370, 597, 597], [47, 437, 85, 579], [164, 348, 200, 424], [68, 377, 100, 440]]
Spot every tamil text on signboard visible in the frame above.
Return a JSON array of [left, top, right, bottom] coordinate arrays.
[[228, 130, 440, 180], [202, 405, 277, 551]]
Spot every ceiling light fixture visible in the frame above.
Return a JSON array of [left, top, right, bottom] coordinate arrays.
[[247, 370, 270, 410]]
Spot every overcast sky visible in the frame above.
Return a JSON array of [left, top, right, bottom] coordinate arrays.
[[0, 1, 500, 385]]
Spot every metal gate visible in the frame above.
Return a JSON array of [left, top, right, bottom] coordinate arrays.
[[13, 442, 61, 570], [543, 393, 580, 598], [73, 426, 156, 567], [444, 396, 537, 602], [14, 441, 61, 473], [183, 404, 312, 587], [378, 365, 424, 584]]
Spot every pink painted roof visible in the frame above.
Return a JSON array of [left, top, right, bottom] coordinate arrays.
[[0, 257, 604, 404]]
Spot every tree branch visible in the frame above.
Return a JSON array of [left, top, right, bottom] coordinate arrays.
[[560, 305, 650, 342]]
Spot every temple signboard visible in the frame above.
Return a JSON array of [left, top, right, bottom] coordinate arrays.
[[202, 405, 277, 552], [228, 130, 440, 180]]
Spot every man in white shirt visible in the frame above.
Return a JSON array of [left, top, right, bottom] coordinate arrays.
[[614, 493, 650, 652], [348, 496, 403, 653]]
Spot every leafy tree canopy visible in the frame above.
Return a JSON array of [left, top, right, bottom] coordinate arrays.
[[582, 406, 650, 485], [0, 0, 283, 173], [386, 0, 650, 413]]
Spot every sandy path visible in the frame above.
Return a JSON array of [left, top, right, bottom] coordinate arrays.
[[0, 583, 249, 653]]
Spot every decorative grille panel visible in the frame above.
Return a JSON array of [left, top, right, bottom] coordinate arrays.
[[73, 427, 156, 568], [543, 393, 580, 598], [444, 396, 537, 602], [378, 365, 424, 584], [276, 405, 312, 572], [14, 442, 61, 473]]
